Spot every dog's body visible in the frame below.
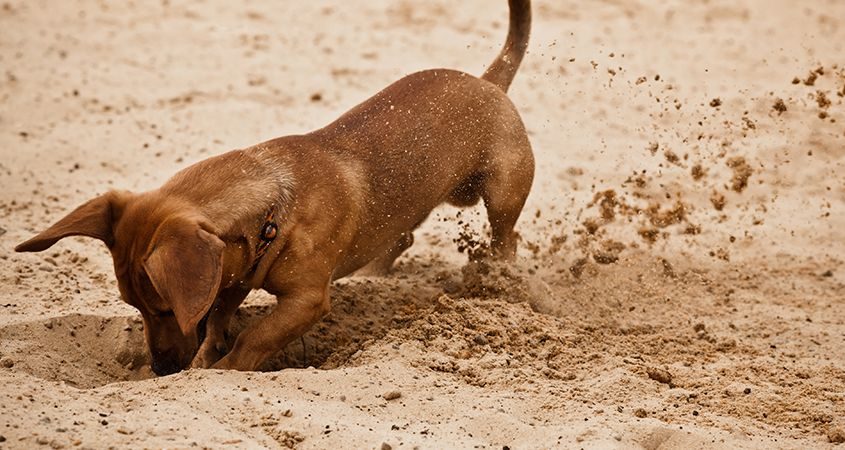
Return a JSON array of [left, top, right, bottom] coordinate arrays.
[[16, 0, 533, 375]]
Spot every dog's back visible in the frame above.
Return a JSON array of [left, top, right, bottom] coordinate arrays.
[[311, 68, 527, 240], [304, 0, 534, 271]]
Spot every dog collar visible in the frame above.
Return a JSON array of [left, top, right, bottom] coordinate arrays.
[[250, 208, 278, 273]]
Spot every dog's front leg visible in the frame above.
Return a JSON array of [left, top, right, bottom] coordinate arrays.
[[190, 287, 250, 369], [211, 285, 330, 371]]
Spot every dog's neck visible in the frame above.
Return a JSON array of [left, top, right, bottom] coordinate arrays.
[[217, 202, 282, 290], [154, 146, 297, 290], [161, 147, 295, 234], [248, 206, 279, 273]]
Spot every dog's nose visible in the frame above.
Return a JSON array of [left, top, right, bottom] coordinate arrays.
[[151, 358, 182, 376]]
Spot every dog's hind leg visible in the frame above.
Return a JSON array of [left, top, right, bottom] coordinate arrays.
[[190, 287, 249, 368], [480, 139, 534, 259]]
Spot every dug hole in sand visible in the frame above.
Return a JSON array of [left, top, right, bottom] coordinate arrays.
[[1, 0, 844, 448]]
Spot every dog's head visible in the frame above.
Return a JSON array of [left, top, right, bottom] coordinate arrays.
[[15, 191, 225, 375]]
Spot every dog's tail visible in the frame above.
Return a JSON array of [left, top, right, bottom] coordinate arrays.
[[481, 0, 531, 92]]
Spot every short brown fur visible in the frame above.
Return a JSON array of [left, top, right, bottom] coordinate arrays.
[[15, 0, 534, 374]]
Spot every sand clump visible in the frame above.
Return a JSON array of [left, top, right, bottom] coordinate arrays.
[[772, 98, 788, 114], [725, 156, 753, 193], [710, 191, 727, 211], [691, 163, 706, 180]]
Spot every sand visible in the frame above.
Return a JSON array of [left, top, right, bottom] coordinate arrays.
[[1, 0, 844, 448]]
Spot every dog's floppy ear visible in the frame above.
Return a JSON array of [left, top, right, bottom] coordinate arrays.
[[15, 191, 128, 252], [143, 220, 225, 336]]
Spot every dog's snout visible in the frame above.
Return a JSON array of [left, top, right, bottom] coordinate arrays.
[[151, 358, 182, 376]]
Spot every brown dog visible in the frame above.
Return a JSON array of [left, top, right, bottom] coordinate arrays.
[[15, 0, 533, 375]]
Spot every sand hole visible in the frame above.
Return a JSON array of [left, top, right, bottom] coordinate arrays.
[[0, 314, 152, 388], [0, 274, 444, 387]]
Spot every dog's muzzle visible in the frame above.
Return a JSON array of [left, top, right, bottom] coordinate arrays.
[[151, 356, 182, 376]]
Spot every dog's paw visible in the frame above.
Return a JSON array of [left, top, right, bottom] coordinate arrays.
[[189, 353, 215, 369], [190, 341, 227, 369]]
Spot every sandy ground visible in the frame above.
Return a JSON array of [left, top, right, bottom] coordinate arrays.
[[1, 0, 844, 448]]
